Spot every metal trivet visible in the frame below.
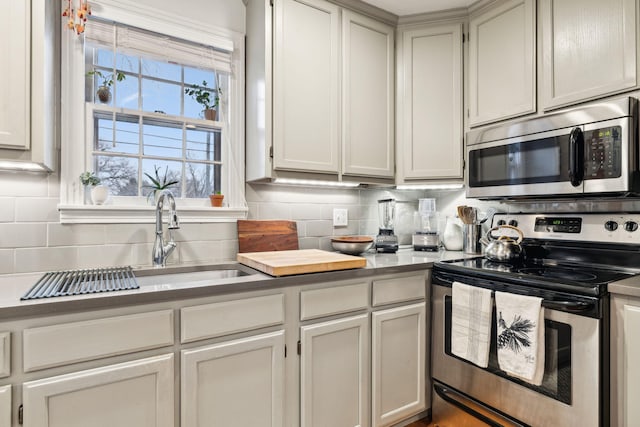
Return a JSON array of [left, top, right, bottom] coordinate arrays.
[[21, 266, 139, 300]]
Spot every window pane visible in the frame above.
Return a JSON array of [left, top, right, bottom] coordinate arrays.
[[116, 53, 138, 73], [96, 156, 139, 196], [142, 59, 181, 81], [184, 162, 219, 198], [95, 113, 140, 155], [143, 120, 182, 158], [186, 128, 220, 161], [184, 95, 205, 119], [115, 77, 139, 109], [142, 78, 181, 115], [95, 49, 114, 68], [184, 68, 215, 88], [142, 160, 182, 198]]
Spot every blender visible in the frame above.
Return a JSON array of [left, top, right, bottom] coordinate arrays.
[[413, 198, 440, 251], [376, 198, 399, 253]]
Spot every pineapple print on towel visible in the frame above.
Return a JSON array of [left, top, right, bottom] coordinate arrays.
[[497, 312, 535, 354]]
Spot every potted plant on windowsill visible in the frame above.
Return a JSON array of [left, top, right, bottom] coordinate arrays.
[[80, 171, 109, 205], [185, 80, 221, 121], [209, 191, 224, 207], [143, 165, 179, 204], [87, 69, 126, 103]]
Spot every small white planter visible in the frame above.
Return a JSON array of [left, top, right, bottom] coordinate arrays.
[[90, 185, 110, 205]]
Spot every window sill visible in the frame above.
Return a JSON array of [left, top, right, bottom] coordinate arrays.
[[58, 204, 248, 224]]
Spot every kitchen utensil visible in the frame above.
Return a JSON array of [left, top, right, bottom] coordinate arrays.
[[479, 224, 525, 262], [237, 249, 366, 276], [457, 206, 477, 224], [331, 236, 374, 255], [478, 207, 497, 224]]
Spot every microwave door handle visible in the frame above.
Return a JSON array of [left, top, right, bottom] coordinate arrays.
[[569, 127, 584, 187]]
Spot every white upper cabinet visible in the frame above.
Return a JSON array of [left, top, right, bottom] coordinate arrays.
[[342, 11, 395, 178], [273, 0, 341, 173], [468, 0, 536, 126], [540, 0, 637, 110], [0, 0, 30, 150], [397, 23, 463, 181]]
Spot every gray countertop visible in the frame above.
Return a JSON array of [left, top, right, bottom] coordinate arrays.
[[609, 276, 640, 299], [0, 249, 471, 320]]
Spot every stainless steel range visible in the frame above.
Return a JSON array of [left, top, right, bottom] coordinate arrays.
[[431, 213, 640, 426]]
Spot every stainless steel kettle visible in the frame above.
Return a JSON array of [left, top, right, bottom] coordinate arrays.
[[479, 224, 525, 263]]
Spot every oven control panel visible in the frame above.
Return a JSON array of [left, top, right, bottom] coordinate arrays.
[[492, 213, 640, 244]]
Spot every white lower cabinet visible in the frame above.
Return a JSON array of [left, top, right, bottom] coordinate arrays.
[[181, 330, 285, 427], [0, 385, 11, 427], [300, 314, 369, 427], [22, 353, 174, 427], [372, 303, 427, 427]]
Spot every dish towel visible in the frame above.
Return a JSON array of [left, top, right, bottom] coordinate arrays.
[[495, 291, 545, 385], [451, 281, 493, 368]]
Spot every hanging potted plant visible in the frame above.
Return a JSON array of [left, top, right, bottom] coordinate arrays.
[[185, 80, 221, 121], [87, 69, 126, 103]]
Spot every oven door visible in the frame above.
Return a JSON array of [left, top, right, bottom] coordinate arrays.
[[432, 283, 603, 427]]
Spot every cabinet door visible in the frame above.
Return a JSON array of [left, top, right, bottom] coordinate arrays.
[[22, 354, 174, 427], [0, 0, 30, 149], [300, 314, 369, 427], [624, 304, 640, 426], [398, 24, 463, 181], [469, 0, 535, 126], [372, 303, 426, 427], [342, 10, 394, 178], [273, 0, 340, 173], [540, 0, 637, 110], [181, 331, 285, 427], [0, 385, 10, 427]]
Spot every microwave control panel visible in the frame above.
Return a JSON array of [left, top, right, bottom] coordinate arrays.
[[584, 125, 622, 180]]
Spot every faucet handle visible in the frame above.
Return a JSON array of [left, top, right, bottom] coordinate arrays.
[[168, 213, 180, 229]]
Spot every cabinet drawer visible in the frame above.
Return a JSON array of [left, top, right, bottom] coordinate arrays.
[[300, 282, 369, 321], [0, 332, 9, 378], [372, 273, 426, 307], [23, 310, 174, 372], [181, 294, 284, 343]]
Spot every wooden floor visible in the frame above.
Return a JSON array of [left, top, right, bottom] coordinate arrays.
[[405, 418, 431, 427]]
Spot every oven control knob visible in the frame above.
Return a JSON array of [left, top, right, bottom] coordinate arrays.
[[508, 219, 518, 227], [605, 221, 619, 232], [497, 219, 507, 226], [625, 221, 638, 232]]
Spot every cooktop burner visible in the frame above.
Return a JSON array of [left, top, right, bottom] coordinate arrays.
[[516, 267, 597, 282]]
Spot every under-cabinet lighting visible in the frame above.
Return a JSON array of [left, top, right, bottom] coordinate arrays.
[[0, 160, 50, 172], [273, 178, 360, 188], [396, 183, 464, 190]]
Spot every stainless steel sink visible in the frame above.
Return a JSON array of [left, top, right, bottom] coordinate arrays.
[[133, 263, 261, 286]]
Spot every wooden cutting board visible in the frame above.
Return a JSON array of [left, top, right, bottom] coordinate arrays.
[[237, 249, 367, 277], [237, 220, 299, 253]]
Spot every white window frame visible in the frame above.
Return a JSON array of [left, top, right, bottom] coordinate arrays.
[[58, 0, 247, 224]]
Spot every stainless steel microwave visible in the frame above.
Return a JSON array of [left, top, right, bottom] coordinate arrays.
[[466, 97, 639, 199]]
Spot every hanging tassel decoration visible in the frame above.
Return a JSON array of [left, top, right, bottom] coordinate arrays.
[[62, 0, 91, 35]]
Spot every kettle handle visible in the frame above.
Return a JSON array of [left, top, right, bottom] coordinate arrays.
[[486, 224, 524, 244]]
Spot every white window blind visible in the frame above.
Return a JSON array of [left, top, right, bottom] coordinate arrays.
[[85, 20, 233, 74]]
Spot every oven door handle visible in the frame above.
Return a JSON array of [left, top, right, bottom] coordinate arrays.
[[542, 299, 594, 312], [433, 383, 525, 427]]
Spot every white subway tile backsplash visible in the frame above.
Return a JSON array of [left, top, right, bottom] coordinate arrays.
[[0, 250, 14, 274], [48, 224, 106, 247], [15, 247, 78, 273], [130, 243, 154, 267], [179, 240, 223, 264], [0, 198, 15, 222], [15, 198, 59, 222], [220, 240, 238, 261], [257, 202, 292, 219], [0, 172, 50, 197], [298, 237, 320, 250], [0, 224, 47, 248], [76, 245, 133, 269], [104, 224, 154, 244], [292, 204, 324, 220], [305, 220, 333, 237], [174, 223, 237, 242]]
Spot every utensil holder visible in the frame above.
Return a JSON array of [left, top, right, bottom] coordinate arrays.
[[463, 224, 482, 254]]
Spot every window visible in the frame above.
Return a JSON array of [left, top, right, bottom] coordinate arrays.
[[59, 9, 246, 223]]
